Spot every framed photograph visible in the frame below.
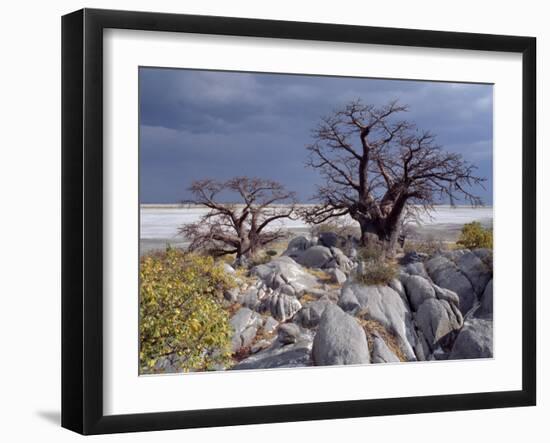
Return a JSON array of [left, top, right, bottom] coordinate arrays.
[[61, 8, 536, 435]]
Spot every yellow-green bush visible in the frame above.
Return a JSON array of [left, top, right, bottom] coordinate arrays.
[[139, 248, 235, 373], [457, 222, 493, 250]]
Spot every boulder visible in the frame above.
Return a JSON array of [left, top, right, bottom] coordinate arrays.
[[433, 284, 460, 308], [475, 279, 493, 318], [473, 248, 493, 269], [401, 251, 429, 265], [370, 333, 401, 363], [415, 298, 463, 351], [312, 304, 370, 366], [222, 262, 236, 275], [449, 250, 492, 296], [295, 245, 334, 268], [402, 261, 429, 278], [262, 316, 279, 334], [240, 286, 262, 310], [425, 255, 477, 315], [329, 247, 354, 273], [260, 290, 302, 321], [230, 308, 263, 352], [328, 268, 347, 284], [449, 318, 493, 359], [232, 335, 313, 370], [402, 274, 436, 311], [251, 256, 318, 295], [277, 323, 302, 344], [318, 231, 342, 248], [294, 299, 330, 328], [339, 284, 417, 361]]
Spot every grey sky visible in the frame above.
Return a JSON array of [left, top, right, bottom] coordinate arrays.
[[139, 68, 493, 204]]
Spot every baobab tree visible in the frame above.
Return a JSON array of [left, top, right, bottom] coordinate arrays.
[[179, 177, 297, 263], [303, 99, 485, 252]]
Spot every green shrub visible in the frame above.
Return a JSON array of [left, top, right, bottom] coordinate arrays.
[[356, 259, 398, 286], [457, 221, 493, 250], [139, 248, 234, 373]]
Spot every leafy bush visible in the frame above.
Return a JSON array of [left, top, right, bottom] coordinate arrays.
[[457, 221, 493, 250], [139, 248, 235, 373], [356, 259, 398, 286]]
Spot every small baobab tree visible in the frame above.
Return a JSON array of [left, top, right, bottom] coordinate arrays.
[[179, 177, 297, 263], [303, 99, 485, 252]]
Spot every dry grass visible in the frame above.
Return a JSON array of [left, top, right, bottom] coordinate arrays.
[[356, 314, 406, 362], [299, 292, 318, 304], [305, 268, 332, 283]]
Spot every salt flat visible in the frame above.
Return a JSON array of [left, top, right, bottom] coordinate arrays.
[[139, 204, 493, 255]]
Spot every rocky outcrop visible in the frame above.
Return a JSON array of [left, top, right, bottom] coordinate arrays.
[[475, 279, 493, 318], [402, 274, 436, 311], [425, 255, 477, 315], [338, 284, 417, 361], [251, 256, 318, 295], [230, 308, 263, 352], [449, 317, 493, 359], [259, 290, 302, 322], [312, 304, 370, 365], [294, 299, 330, 328], [370, 333, 400, 363], [415, 298, 463, 351]]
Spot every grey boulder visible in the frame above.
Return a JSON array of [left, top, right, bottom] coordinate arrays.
[[294, 299, 330, 328], [449, 318, 493, 359], [402, 274, 436, 311], [260, 290, 302, 321], [425, 255, 477, 315], [251, 256, 318, 295], [370, 333, 401, 363], [230, 308, 263, 352], [415, 298, 463, 351], [339, 284, 417, 361], [312, 304, 370, 366], [475, 279, 493, 318]]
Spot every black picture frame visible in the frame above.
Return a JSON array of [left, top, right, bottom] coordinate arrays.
[[61, 8, 537, 435]]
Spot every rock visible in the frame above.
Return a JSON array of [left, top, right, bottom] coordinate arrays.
[[389, 278, 407, 300], [251, 256, 318, 295], [312, 304, 370, 366], [223, 287, 240, 303], [402, 275, 436, 311], [294, 299, 330, 328], [295, 245, 334, 268], [473, 248, 493, 269], [475, 279, 493, 318], [339, 284, 417, 361], [402, 261, 429, 278], [329, 247, 354, 273], [260, 290, 302, 321], [449, 318, 493, 359], [277, 323, 302, 344], [425, 255, 477, 315], [232, 335, 313, 370], [433, 284, 460, 308], [370, 333, 401, 363], [402, 251, 429, 264], [240, 286, 262, 310], [262, 316, 279, 334], [250, 339, 273, 354], [222, 262, 236, 274], [288, 235, 314, 251], [328, 268, 347, 284], [230, 308, 263, 352], [415, 298, 463, 351], [450, 250, 492, 296], [318, 231, 342, 248]]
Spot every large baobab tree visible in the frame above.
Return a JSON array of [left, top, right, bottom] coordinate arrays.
[[179, 177, 297, 263], [304, 99, 485, 251]]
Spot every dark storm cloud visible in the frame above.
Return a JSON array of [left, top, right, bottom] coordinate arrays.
[[139, 68, 493, 204]]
